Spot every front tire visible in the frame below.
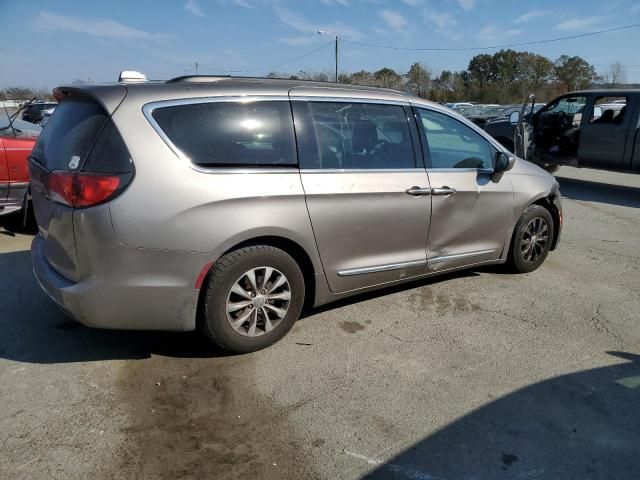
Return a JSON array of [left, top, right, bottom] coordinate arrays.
[[200, 245, 305, 353], [507, 204, 554, 273]]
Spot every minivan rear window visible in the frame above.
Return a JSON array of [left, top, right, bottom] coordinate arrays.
[[151, 100, 297, 167], [31, 97, 107, 171]]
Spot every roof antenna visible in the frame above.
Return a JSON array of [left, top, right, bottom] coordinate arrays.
[[118, 70, 148, 83]]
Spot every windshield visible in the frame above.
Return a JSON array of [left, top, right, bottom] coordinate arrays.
[[483, 106, 507, 117]]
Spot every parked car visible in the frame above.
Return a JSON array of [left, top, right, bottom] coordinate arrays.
[[22, 101, 57, 124], [0, 117, 40, 216], [461, 104, 500, 117], [39, 107, 56, 127], [519, 90, 639, 172], [30, 75, 562, 353], [484, 103, 545, 152], [446, 102, 474, 112]]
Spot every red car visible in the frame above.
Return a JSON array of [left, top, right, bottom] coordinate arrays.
[[0, 118, 40, 216]]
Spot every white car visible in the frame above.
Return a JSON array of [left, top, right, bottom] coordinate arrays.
[[446, 102, 474, 111]]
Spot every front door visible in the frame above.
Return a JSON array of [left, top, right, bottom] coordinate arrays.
[[414, 106, 513, 271], [531, 94, 589, 165], [291, 99, 431, 293]]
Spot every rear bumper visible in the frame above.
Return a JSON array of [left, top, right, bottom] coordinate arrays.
[[31, 233, 202, 331]]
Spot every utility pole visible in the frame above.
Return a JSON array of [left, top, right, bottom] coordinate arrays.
[[334, 34, 338, 83], [318, 30, 339, 83], [195, 62, 199, 75]]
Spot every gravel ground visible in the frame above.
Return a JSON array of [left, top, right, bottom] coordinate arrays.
[[1, 166, 639, 480]]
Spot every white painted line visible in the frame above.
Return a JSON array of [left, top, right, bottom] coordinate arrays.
[[344, 450, 446, 480]]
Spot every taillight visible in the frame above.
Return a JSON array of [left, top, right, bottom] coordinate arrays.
[[48, 171, 124, 208]]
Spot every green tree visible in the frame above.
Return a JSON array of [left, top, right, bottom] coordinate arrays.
[[405, 62, 431, 98], [554, 55, 597, 91], [468, 53, 495, 101], [373, 68, 403, 89]]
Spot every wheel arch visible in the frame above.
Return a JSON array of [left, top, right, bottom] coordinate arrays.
[[531, 196, 561, 251], [196, 235, 319, 326], [512, 193, 561, 252]]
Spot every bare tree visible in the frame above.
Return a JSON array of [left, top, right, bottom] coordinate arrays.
[[608, 62, 627, 87]]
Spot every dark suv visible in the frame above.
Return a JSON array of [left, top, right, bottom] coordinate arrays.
[[22, 101, 57, 124]]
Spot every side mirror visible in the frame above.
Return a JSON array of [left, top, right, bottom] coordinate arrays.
[[509, 111, 520, 125], [495, 151, 515, 173]]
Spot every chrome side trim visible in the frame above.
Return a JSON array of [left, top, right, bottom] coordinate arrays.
[[300, 168, 424, 174], [3, 148, 34, 152], [8, 181, 29, 188], [428, 249, 496, 265], [337, 259, 426, 277], [426, 168, 495, 175], [289, 96, 410, 107]]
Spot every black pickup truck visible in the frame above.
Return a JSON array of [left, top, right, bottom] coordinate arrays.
[[511, 89, 640, 173]]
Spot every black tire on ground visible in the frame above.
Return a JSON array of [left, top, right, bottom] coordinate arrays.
[[507, 204, 555, 274], [200, 245, 305, 353]]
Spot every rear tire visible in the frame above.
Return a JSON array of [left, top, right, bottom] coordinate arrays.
[[200, 245, 305, 353], [507, 204, 554, 274]]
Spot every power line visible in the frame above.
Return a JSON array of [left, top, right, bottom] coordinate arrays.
[[341, 22, 640, 52], [194, 42, 334, 74]]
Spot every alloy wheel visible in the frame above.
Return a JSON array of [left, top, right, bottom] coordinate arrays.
[[520, 217, 549, 263], [225, 266, 291, 337]]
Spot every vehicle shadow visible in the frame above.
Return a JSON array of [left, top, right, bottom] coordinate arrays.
[[1, 244, 482, 364], [0, 249, 227, 364], [364, 351, 640, 480], [0, 210, 38, 235], [557, 176, 640, 209]]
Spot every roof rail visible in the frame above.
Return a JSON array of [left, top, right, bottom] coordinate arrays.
[[166, 75, 231, 83]]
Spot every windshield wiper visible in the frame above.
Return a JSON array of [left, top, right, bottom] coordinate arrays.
[[2, 97, 37, 137]]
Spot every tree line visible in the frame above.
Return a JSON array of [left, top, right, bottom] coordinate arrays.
[[1, 50, 631, 105], [267, 49, 631, 104]]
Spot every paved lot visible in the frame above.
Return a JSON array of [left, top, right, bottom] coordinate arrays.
[[1, 166, 639, 480]]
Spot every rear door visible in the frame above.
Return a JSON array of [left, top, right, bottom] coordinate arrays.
[[291, 97, 431, 293], [414, 106, 513, 271], [578, 94, 634, 171], [531, 94, 589, 164]]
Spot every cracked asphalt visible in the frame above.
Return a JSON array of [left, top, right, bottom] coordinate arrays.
[[1, 166, 639, 480]]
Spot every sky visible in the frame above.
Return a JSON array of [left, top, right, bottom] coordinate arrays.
[[1, 0, 640, 89]]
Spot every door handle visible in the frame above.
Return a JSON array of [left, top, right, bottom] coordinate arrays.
[[431, 186, 457, 196], [405, 186, 431, 196]]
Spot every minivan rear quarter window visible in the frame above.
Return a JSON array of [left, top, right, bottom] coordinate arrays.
[[151, 100, 297, 167]]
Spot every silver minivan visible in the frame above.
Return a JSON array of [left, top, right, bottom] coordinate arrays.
[[30, 76, 561, 352]]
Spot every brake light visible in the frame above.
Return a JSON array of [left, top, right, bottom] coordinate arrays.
[[48, 171, 122, 208]]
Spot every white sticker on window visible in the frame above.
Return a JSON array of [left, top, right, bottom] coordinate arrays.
[[69, 155, 80, 170]]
